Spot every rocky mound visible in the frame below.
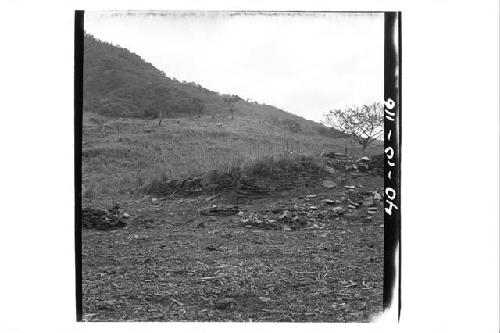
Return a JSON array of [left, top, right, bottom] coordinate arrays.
[[235, 187, 383, 231], [82, 206, 127, 231], [321, 152, 383, 176]]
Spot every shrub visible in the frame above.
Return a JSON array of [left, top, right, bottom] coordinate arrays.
[[142, 171, 168, 193], [242, 156, 274, 177]]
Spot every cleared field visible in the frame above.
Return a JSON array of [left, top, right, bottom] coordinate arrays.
[[82, 178, 384, 322]]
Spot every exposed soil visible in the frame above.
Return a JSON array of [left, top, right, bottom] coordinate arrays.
[[82, 173, 383, 322]]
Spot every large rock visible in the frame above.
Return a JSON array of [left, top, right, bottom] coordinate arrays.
[[322, 179, 337, 188], [324, 166, 336, 174], [199, 205, 239, 216]]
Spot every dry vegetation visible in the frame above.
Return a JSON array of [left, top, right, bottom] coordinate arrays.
[[82, 112, 381, 203]]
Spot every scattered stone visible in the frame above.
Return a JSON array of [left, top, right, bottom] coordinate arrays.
[[363, 199, 375, 206], [306, 195, 317, 199], [240, 209, 307, 230], [344, 185, 355, 189], [347, 204, 357, 209], [320, 151, 341, 158], [199, 205, 239, 216], [331, 206, 345, 214], [373, 192, 382, 201], [358, 164, 369, 172], [205, 194, 220, 202], [324, 166, 336, 174], [322, 199, 336, 205], [360, 156, 370, 162], [279, 210, 293, 220], [322, 180, 337, 188], [151, 198, 159, 204], [348, 200, 359, 206], [258, 297, 271, 303], [122, 212, 130, 218], [237, 177, 270, 197], [82, 206, 127, 231], [309, 206, 318, 210]]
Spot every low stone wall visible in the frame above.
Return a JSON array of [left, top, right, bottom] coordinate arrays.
[[145, 152, 383, 198]]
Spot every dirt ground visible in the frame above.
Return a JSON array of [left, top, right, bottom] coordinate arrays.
[[81, 175, 383, 322]]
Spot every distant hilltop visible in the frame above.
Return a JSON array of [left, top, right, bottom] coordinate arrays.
[[83, 33, 346, 138]]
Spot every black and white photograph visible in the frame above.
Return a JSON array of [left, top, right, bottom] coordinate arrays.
[[0, 1, 499, 333], [78, 10, 397, 322]]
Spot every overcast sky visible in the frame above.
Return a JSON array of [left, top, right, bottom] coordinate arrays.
[[85, 11, 384, 122]]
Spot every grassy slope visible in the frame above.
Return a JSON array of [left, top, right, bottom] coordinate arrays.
[[82, 113, 381, 202]]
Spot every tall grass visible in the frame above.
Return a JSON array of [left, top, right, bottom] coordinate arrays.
[[82, 114, 381, 202]]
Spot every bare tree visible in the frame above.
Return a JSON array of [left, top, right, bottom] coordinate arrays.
[[323, 102, 383, 156]]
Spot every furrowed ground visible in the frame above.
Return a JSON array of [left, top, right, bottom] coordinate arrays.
[[81, 114, 384, 322]]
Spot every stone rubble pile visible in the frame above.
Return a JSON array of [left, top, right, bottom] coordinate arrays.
[[238, 210, 308, 230], [82, 205, 127, 231], [236, 177, 270, 197], [321, 152, 383, 176], [236, 189, 383, 231], [164, 177, 205, 195]]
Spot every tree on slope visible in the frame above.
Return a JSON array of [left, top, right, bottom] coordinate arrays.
[[323, 102, 383, 156]]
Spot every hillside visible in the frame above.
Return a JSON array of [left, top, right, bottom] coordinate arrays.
[[82, 33, 382, 201], [83, 33, 341, 137]]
